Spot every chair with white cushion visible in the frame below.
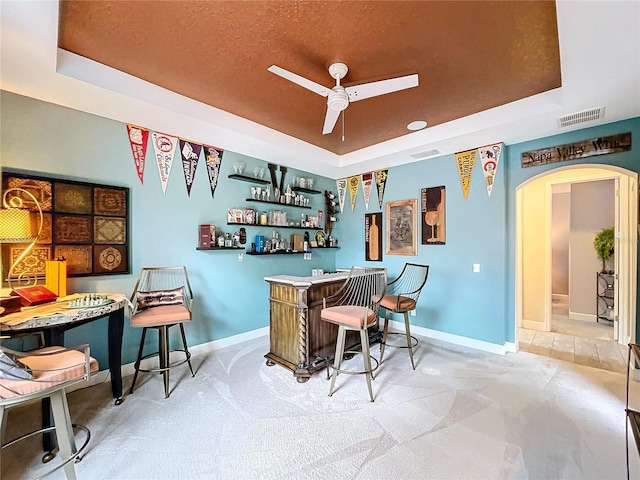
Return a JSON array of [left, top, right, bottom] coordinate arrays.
[[321, 267, 387, 402], [1, 344, 98, 480], [379, 263, 429, 369], [129, 266, 195, 399]]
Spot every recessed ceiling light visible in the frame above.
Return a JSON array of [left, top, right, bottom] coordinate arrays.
[[407, 120, 428, 131]]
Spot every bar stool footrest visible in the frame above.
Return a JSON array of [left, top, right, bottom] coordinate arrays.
[[135, 349, 192, 374], [331, 350, 380, 376], [380, 332, 419, 349]]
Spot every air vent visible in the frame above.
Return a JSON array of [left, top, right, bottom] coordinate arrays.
[[410, 149, 440, 160], [557, 107, 605, 128]]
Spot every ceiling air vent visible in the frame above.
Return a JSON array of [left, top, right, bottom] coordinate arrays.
[[410, 149, 440, 160], [557, 106, 605, 128]]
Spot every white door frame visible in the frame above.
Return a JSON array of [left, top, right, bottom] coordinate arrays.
[[515, 164, 637, 345]]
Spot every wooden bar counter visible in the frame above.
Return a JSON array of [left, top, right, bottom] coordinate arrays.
[[264, 272, 378, 382]]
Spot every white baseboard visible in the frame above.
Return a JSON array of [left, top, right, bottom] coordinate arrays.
[[569, 311, 596, 323], [389, 319, 515, 356]]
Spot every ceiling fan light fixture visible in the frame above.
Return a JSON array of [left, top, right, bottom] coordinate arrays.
[[407, 120, 428, 131], [327, 88, 349, 112]]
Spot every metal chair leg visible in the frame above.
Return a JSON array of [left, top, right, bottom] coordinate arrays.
[[329, 325, 346, 397], [50, 390, 78, 480], [179, 323, 195, 377], [360, 328, 374, 402], [129, 327, 148, 394], [159, 326, 170, 399], [379, 310, 391, 363], [403, 312, 416, 370]]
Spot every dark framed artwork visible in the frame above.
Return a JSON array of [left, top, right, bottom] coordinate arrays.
[[385, 199, 418, 256], [365, 212, 383, 261], [421, 186, 446, 245], [2, 171, 130, 279]]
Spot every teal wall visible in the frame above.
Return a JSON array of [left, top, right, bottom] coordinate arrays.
[[0, 91, 338, 368], [2, 90, 639, 368], [334, 117, 640, 346], [334, 146, 508, 346]]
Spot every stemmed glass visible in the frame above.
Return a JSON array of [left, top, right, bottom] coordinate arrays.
[[425, 211, 439, 242]]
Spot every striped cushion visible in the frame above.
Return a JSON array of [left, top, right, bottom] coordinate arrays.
[[131, 304, 191, 327], [377, 294, 416, 312], [136, 287, 185, 311], [321, 305, 377, 328], [0, 347, 98, 399]]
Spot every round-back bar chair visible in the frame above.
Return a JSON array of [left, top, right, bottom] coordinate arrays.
[[379, 263, 429, 369], [1, 344, 98, 480], [321, 267, 387, 402], [129, 266, 195, 399]]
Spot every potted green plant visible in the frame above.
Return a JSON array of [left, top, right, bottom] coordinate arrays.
[[593, 227, 615, 273]]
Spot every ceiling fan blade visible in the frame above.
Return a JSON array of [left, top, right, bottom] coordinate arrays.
[[268, 65, 332, 97], [322, 107, 341, 135], [346, 74, 419, 102]]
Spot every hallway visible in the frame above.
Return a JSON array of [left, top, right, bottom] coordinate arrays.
[[517, 296, 628, 373]]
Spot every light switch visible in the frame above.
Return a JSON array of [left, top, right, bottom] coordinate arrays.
[[473, 263, 480, 273], [238, 253, 243, 262]]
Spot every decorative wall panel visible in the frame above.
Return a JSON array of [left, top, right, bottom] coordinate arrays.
[[2, 171, 130, 279]]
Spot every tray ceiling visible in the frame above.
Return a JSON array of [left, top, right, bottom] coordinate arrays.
[[58, 1, 561, 156]]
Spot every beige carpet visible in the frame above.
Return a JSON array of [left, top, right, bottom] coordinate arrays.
[[3, 334, 640, 479]]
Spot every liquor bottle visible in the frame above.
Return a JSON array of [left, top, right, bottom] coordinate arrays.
[[303, 231, 310, 252]]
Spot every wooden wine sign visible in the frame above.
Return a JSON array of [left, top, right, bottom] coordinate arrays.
[[521, 132, 631, 168]]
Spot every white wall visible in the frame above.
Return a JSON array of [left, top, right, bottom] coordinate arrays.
[[551, 185, 570, 296], [569, 180, 615, 318]]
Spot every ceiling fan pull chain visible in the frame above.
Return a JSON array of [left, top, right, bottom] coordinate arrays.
[[342, 111, 345, 142]]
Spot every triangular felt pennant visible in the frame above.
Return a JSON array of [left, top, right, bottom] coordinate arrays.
[[361, 172, 373, 211], [151, 131, 178, 194], [455, 149, 477, 201], [179, 139, 202, 197], [374, 169, 388, 208], [203, 145, 224, 198], [126, 124, 149, 185], [348, 175, 359, 212], [336, 178, 347, 213], [478, 142, 503, 197]]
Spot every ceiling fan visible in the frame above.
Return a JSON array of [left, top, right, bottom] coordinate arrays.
[[268, 62, 419, 135]]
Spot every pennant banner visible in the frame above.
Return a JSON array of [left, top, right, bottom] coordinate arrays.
[[478, 142, 503, 197], [151, 132, 178, 193], [374, 169, 388, 208], [455, 149, 477, 201], [126, 125, 149, 185], [203, 145, 224, 198], [361, 172, 373, 211], [336, 178, 347, 213], [348, 175, 359, 212], [179, 139, 202, 197]]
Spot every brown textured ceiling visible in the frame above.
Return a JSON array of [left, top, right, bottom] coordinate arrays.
[[58, 1, 561, 155]]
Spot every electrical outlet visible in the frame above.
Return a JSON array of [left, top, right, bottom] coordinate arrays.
[[473, 263, 480, 273], [237, 253, 243, 262], [410, 309, 416, 316]]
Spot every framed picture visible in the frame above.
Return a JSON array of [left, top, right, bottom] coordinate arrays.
[[2, 170, 130, 279], [421, 186, 446, 245], [365, 212, 383, 261], [385, 199, 418, 255]]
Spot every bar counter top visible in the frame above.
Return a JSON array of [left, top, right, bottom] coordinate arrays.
[[264, 271, 348, 286]]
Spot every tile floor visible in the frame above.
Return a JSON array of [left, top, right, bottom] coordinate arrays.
[[517, 296, 629, 374]]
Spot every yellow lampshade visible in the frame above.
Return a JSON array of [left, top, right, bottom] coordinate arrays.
[[0, 208, 38, 243]]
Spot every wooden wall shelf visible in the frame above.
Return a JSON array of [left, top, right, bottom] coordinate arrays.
[[228, 174, 270, 185]]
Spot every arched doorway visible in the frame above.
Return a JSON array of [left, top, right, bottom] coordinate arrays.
[[515, 165, 637, 351]]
